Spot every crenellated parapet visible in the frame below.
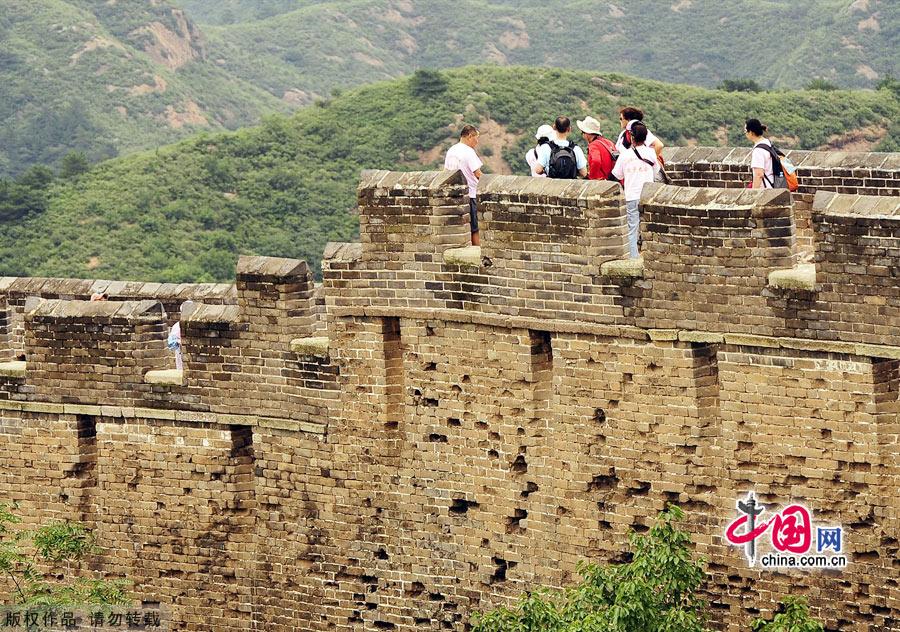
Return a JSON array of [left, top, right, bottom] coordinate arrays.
[[0, 147, 898, 632], [0, 257, 338, 431]]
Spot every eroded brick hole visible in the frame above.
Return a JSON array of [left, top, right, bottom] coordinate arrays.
[[594, 408, 606, 424], [489, 558, 515, 584], [511, 454, 527, 474], [521, 481, 538, 498], [447, 417, 461, 427], [506, 508, 527, 534], [449, 498, 479, 515], [588, 471, 619, 491], [429, 433, 448, 443]]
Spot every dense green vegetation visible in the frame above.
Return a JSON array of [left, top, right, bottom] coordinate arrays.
[[4, 1, 896, 177], [0, 65, 895, 282], [0, 0, 286, 178], [471, 506, 824, 632], [181, 0, 898, 101]]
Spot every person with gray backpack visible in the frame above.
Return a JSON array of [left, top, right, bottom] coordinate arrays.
[[533, 116, 587, 179]]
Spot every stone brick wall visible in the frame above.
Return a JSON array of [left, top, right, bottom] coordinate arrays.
[[663, 147, 900, 258], [0, 148, 898, 631]]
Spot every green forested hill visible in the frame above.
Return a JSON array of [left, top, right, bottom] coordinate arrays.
[[0, 0, 286, 178], [180, 0, 898, 99], [1, 66, 896, 283], [3, 0, 896, 178]]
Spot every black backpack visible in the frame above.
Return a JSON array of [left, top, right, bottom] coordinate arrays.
[[548, 141, 578, 179]]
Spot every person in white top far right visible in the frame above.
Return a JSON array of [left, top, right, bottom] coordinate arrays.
[[745, 118, 775, 189], [611, 121, 660, 259]]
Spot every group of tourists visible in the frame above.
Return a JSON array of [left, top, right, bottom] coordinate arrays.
[[443, 108, 792, 258]]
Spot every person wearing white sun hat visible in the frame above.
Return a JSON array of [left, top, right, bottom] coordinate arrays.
[[525, 124, 555, 177]]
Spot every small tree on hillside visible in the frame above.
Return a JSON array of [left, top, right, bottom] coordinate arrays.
[[409, 69, 449, 99], [0, 503, 130, 607], [718, 78, 763, 92]]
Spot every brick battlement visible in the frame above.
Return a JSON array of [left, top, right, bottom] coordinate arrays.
[[0, 148, 898, 631]]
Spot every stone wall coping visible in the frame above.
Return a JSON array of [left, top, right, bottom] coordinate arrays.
[[322, 242, 363, 263], [25, 298, 165, 321], [145, 369, 185, 385], [640, 182, 791, 211], [663, 146, 898, 170], [0, 361, 26, 378], [290, 337, 330, 357], [813, 190, 900, 218], [478, 174, 620, 200], [0, 399, 326, 434], [600, 257, 644, 278], [443, 246, 482, 267], [358, 169, 466, 192], [182, 303, 241, 324], [236, 255, 309, 279], [328, 305, 900, 359], [0, 277, 235, 302], [768, 264, 816, 291]]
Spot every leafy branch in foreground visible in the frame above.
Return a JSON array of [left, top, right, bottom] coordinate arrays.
[[472, 505, 710, 632], [472, 505, 826, 632], [0, 504, 130, 607]]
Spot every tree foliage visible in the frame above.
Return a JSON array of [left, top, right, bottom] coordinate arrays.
[[470, 506, 827, 632], [718, 79, 763, 93], [471, 506, 710, 632], [409, 69, 449, 99], [751, 597, 824, 632], [0, 504, 130, 607]]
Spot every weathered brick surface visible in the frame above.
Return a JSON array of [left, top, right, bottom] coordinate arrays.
[[0, 148, 897, 631]]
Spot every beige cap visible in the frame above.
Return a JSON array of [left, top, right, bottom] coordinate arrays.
[[576, 116, 603, 135]]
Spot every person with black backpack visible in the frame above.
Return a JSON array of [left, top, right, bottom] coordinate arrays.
[[533, 116, 587, 179], [745, 118, 785, 189]]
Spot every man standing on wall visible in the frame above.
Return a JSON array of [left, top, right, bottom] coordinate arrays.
[[444, 125, 484, 246]]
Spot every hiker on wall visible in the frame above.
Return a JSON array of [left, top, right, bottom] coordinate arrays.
[[576, 116, 618, 181], [611, 121, 659, 259], [745, 119, 777, 188], [443, 125, 484, 245], [616, 107, 665, 162], [526, 124, 555, 177], [533, 116, 587, 179]]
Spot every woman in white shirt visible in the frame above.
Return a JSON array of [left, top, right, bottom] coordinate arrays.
[[525, 124, 554, 177], [745, 118, 775, 189], [611, 122, 660, 259]]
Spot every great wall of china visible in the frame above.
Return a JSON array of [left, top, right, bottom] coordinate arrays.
[[0, 146, 897, 631]]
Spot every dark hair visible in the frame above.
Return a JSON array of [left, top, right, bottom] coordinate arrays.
[[460, 125, 479, 139], [745, 118, 767, 136], [554, 116, 571, 133], [620, 107, 644, 122], [631, 121, 649, 144]]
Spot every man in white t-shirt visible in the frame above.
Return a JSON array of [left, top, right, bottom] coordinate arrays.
[[534, 116, 587, 178], [444, 125, 484, 245], [611, 122, 660, 259]]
